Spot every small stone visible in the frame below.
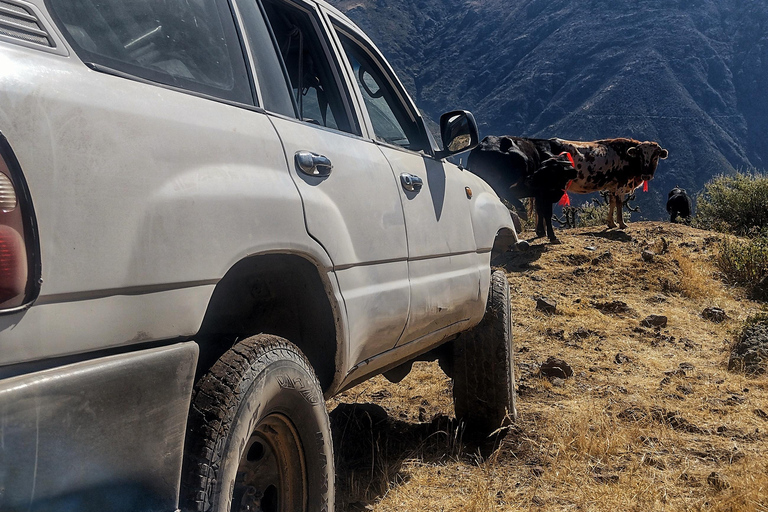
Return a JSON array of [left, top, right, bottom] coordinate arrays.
[[707, 471, 730, 491], [536, 297, 557, 314], [572, 327, 592, 339], [593, 300, 633, 315], [702, 307, 728, 323], [677, 384, 693, 395], [540, 356, 574, 379], [546, 328, 565, 339], [716, 425, 728, 433], [585, 246, 596, 251], [615, 352, 631, 364], [642, 249, 655, 262], [641, 315, 668, 328], [551, 377, 566, 387]]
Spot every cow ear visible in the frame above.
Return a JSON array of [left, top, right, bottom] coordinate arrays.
[[500, 137, 513, 153], [659, 149, 669, 159], [627, 147, 638, 158]]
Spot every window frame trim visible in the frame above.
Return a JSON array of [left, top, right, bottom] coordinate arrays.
[[322, 9, 436, 157], [258, 0, 361, 136]]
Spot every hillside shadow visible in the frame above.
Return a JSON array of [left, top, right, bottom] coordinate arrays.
[[330, 403, 503, 510], [584, 229, 633, 243], [492, 244, 547, 272]]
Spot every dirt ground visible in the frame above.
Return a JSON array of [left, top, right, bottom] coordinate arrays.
[[328, 221, 768, 512]]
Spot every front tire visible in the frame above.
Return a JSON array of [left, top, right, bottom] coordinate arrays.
[[451, 270, 518, 437], [181, 334, 333, 512]]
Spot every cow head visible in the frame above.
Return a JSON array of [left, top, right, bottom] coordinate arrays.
[[626, 142, 668, 181]]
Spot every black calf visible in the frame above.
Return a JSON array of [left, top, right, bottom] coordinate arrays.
[[467, 136, 577, 242], [666, 187, 692, 223]]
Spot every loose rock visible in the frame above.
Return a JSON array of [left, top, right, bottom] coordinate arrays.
[[641, 249, 655, 262], [536, 297, 557, 314], [641, 315, 668, 328], [615, 352, 631, 364], [593, 300, 633, 315], [702, 307, 728, 323], [540, 356, 574, 379]]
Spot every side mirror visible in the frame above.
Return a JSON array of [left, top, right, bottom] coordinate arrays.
[[435, 110, 479, 159]]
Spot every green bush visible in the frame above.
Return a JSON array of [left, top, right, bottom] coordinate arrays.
[[716, 235, 768, 299], [695, 171, 768, 236], [575, 201, 630, 228]]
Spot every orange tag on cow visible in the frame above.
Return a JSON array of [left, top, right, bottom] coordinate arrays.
[[643, 180, 649, 192]]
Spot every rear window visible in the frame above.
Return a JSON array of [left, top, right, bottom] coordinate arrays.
[[46, 0, 252, 104]]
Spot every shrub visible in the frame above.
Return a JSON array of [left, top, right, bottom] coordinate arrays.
[[695, 171, 768, 236], [575, 201, 629, 228], [715, 235, 768, 299]]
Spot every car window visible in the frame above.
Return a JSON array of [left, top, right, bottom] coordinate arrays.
[[336, 31, 426, 151], [45, 0, 252, 104], [232, 0, 295, 116], [261, 0, 356, 134]]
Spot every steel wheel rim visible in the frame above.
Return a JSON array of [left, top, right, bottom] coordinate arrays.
[[232, 413, 307, 512]]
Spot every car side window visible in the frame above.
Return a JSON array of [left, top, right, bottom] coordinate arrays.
[[336, 31, 427, 152], [261, 0, 356, 134], [45, 0, 252, 104]]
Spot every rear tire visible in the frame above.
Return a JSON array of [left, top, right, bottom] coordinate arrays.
[[451, 270, 517, 437], [181, 334, 333, 512]]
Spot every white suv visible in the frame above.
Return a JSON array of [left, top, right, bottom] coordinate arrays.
[[0, 0, 520, 510]]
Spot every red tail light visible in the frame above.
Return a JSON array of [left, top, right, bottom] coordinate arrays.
[[0, 133, 40, 312]]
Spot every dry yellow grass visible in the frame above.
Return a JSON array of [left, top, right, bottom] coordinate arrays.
[[329, 222, 768, 512]]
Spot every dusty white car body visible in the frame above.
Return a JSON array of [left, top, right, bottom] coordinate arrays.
[[0, 0, 518, 508]]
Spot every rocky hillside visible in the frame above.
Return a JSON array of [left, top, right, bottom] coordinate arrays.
[[329, 222, 768, 511], [329, 0, 768, 218]]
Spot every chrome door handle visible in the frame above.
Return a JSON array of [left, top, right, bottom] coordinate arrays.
[[400, 173, 423, 192], [295, 151, 333, 177]]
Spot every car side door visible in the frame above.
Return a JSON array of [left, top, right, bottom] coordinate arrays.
[[249, 0, 411, 367], [326, 17, 486, 348]]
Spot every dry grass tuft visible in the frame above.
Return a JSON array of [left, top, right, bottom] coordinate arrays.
[[330, 222, 768, 511]]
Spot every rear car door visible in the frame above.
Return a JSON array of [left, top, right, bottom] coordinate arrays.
[[326, 17, 485, 347], [256, 0, 410, 366]]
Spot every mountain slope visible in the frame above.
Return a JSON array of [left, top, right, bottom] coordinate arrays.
[[328, 0, 768, 218]]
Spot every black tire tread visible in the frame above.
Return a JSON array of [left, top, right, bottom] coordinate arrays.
[[452, 270, 516, 436], [181, 334, 330, 512]]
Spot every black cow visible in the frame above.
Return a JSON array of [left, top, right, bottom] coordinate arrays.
[[467, 136, 577, 243], [666, 187, 692, 223]]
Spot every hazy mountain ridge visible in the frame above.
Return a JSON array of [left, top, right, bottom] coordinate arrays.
[[329, 0, 768, 218]]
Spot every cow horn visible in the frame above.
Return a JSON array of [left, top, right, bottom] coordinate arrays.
[[627, 147, 638, 157], [659, 148, 669, 159]]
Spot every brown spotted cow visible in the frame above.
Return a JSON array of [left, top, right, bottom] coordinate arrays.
[[549, 138, 669, 229]]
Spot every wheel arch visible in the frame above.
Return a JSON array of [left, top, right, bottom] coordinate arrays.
[[194, 252, 344, 393]]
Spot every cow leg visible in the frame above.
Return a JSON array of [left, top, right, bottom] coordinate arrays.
[[535, 210, 546, 238], [606, 195, 617, 229], [536, 198, 560, 244], [616, 195, 627, 229], [535, 197, 546, 238]]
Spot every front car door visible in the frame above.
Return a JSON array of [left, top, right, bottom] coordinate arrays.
[[325, 14, 486, 348]]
